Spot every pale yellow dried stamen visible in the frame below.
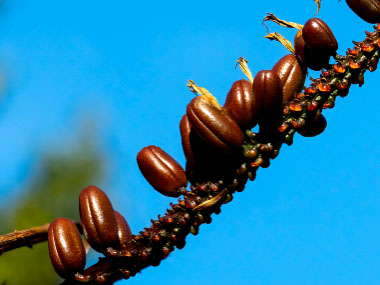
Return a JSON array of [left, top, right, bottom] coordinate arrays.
[[265, 32, 295, 54], [236, 57, 253, 84], [187, 80, 222, 110], [314, 0, 321, 15], [263, 13, 303, 30], [192, 189, 228, 212]]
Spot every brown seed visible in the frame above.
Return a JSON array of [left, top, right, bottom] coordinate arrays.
[[79, 185, 119, 252], [272, 54, 307, 104], [302, 18, 338, 53], [253, 70, 283, 134], [48, 217, 86, 279], [298, 114, 327, 137], [115, 211, 132, 247], [294, 29, 333, 71], [186, 96, 245, 153], [224, 79, 258, 129], [179, 114, 239, 182], [179, 114, 211, 169], [346, 0, 380, 23], [137, 146, 187, 197]]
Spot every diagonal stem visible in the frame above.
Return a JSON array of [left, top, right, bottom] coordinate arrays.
[[0, 24, 379, 285]]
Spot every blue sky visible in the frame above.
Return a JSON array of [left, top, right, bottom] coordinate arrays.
[[0, 0, 380, 284]]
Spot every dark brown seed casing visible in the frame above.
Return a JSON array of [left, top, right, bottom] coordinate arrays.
[[137, 145, 187, 197], [186, 96, 245, 152], [294, 29, 332, 71], [114, 211, 132, 247], [302, 18, 338, 53], [298, 114, 327, 137], [79, 185, 119, 252], [224, 79, 258, 129], [346, 0, 380, 24], [48, 217, 86, 279], [180, 114, 197, 168], [272, 54, 307, 104], [253, 70, 283, 130], [179, 114, 241, 182]]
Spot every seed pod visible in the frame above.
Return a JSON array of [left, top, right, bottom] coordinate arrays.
[[294, 18, 338, 71], [179, 114, 240, 182], [298, 114, 327, 137], [79, 185, 119, 252], [137, 145, 187, 197], [224, 79, 258, 129], [272, 54, 307, 104], [346, 0, 380, 24], [253, 70, 283, 134], [186, 96, 245, 153], [180, 114, 198, 168], [294, 30, 332, 71], [48, 217, 86, 279], [302, 18, 338, 53], [115, 211, 132, 247]]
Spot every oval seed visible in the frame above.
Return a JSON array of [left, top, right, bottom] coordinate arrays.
[[272, 54, 307, 104], [302, 18, 338, 53], [253, 70, 283, 134], [186, 96, 245, 153], [114, 211, 132, 247], [137, 145, 187, 197], [48, 217, 86, 279], [179, 114, 240, 182], [294, 29, 333, 71], [298, 114, 327, 137], [346, 0, 380, 24], [224, 79, 258, 129], [79, 185, 119, 252]]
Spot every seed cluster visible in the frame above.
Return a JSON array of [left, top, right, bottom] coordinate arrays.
[[45, 5, 380, 284]]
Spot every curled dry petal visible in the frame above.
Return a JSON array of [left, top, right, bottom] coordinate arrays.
[[137, 146, 187, 197], [79, 185, 119, 252], [272, 54, 307, 104], [48, 217, 86, 279], [346, 0, 380, 24], [186, 96, 245, 153]]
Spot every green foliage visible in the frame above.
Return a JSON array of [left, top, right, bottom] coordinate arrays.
[[0, 136, 107, 284]]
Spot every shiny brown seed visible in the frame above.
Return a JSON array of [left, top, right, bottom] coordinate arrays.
[[272, 54, 307, 104], [294, 29, 333, 71], [302, 18, 338, 53], [186, 96, 245, 153], [179, 114, 203, 169], [224, 79, 258, 129], [180, 115, 240, 182], [346, 0, 380, 23], [137, 145, 187, 197], [298, 114, 327, 137], [79, 185, 119, 252], [253, 70, 283, 134], [48, 217, 86, 279], [115, 211, 132, 247]]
